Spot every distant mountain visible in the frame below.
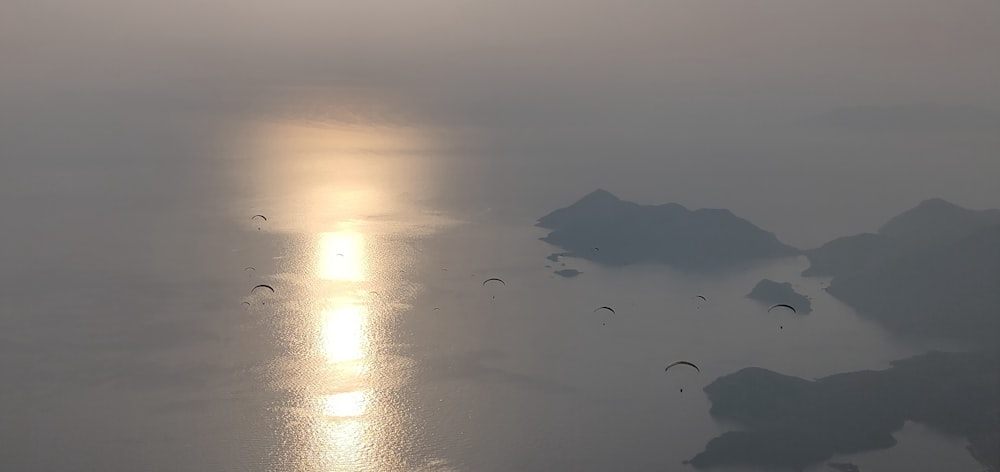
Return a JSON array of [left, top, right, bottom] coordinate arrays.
[[802, 198, 1000, 345], [746, 279, 812, 314], [801, 233, 896, 277], [879, 198, 1000, 252], [689, 351, 1000, 470], [805, 198, 1000, 278], [536, 190, 797, 270], [828, 223, 1000, 345]]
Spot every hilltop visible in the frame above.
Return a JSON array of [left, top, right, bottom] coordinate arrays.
[[537, 190, 797, 270], [689, 351, 999, 470], [803, 198, 1000, 346]]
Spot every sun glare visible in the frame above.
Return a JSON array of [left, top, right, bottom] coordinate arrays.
[[322, 391, 369, 418], [318, 230, 367, 281], [321, 305, 367, 364], [234, 101, 445, 471]]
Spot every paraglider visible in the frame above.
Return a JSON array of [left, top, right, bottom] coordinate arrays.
[[244, 266, 255, 271], [768, 304, 797, 314], [593, 306, 616, 315], [251, 284, 275, 295], [242, 301, 251, 307], [695, 295, 707, 302], [482, 278, 506, 287], [665, 361, 700, 393], [664, 361, 700, 373], [251, 214, 267, 230]]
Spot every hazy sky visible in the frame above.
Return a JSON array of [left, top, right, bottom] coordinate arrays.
[[3, 0, 999, 246], [6, 1, 998, 100]]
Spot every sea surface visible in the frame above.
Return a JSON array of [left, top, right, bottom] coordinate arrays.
[[0, 114, 981, 471]]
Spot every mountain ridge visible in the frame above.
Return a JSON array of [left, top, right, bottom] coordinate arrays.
[[690, 351, 1000, 470], [537, 190, 798, 270], [802, 198, 1000, 346]]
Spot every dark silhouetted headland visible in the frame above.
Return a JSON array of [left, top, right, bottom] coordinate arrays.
[[827, 223, 1000, 346], [747, 279, 812, 314], [689, 350, 1000, 471], [803, 198, 1000, 346], [537, 190, 797, 270], [802, 233, 896, 277], [805, 198, 1000, 277]]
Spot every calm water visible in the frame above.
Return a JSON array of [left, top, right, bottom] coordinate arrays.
[[0, 114, 981, 471]]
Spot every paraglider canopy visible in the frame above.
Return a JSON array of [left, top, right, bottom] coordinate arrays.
[[768, 304, 797, 314], [251, 214, 267, 221], [695, 295, 707, 301], [664, 361, 700, 373], [482, 277, 506, 286], [251, 284, 275, 294], [593, 306, 616, 315]]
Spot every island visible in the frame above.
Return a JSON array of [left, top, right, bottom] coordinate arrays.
[[688, 350, 999, 471], [537, 189, 798, 270], [553, 269, 582, 278], [747, 279, 812, 314], [802, 198, 1000, 346]]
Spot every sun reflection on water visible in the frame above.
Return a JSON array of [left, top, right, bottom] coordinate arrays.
[[313, 227, 372, 468], [235, 104, 451, 470], [316, 415, 367, 470], [318, 230, 367, 282], [322, 391, 369, 418], [321, 305, 366, 365]]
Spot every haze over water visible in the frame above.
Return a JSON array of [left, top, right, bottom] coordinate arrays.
[[3, 1, 998, 470]]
